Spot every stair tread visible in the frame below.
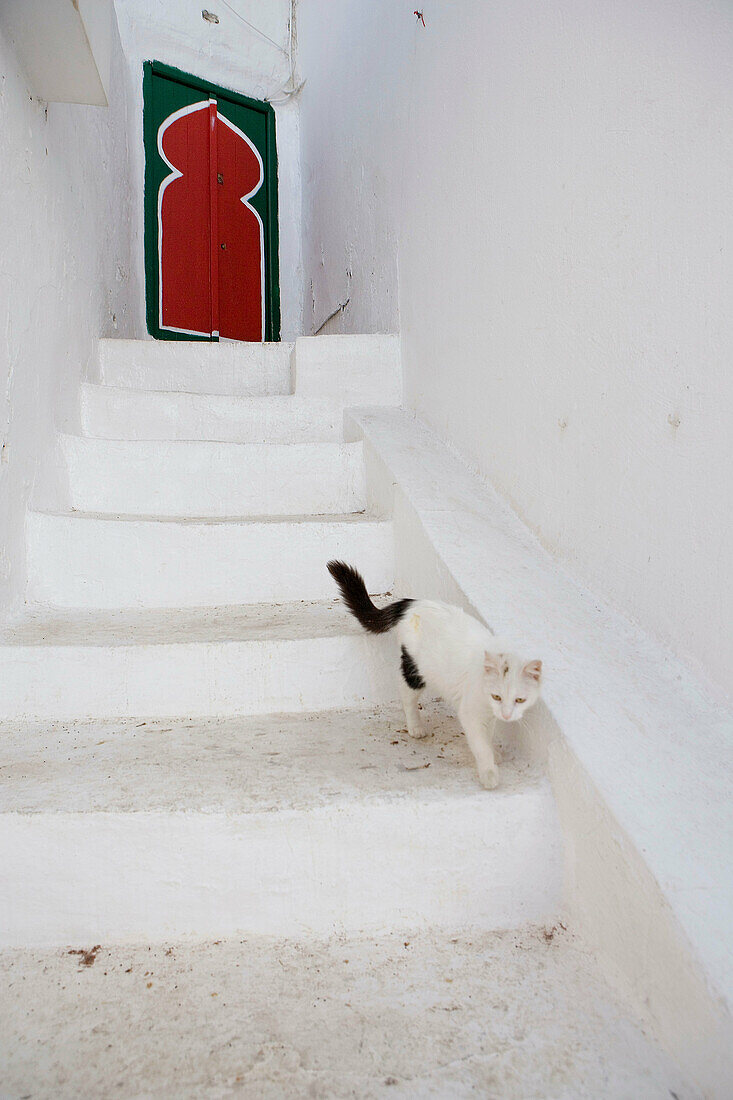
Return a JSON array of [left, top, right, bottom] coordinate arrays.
[[0, 599, 376, 646], [0, 928, 690, 1099], [29, 509, 374, 525], [82, 383, 343, 408], [64, 433, 356, 452], [0, 703, 542, 813]]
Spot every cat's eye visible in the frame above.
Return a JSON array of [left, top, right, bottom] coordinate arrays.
[[491, 693, 502, 701], [515, 697, 526, 704]]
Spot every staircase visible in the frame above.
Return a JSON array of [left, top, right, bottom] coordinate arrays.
[[0, 337, 693, 1097], [0, 334, 560, 941]]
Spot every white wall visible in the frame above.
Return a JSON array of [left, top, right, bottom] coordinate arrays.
[[0, 13, 137, 613], [0, 0, 114, 106], [113, 0, 303, 341], [298, 0, 733, 700]]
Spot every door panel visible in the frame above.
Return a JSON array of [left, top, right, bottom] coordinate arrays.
[[158, 100, 213, 337], [143, 62, 280, 342], [216, 111, 264, 341]]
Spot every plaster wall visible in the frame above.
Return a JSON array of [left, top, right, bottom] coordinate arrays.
[[113, 0, 303, 341], [298, 0, 733, 699], [0, 0, 114, 106], [0, 14, 137, 613]]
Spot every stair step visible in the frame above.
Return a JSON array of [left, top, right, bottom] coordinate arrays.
[[0, 601, 397, 719], [294, 334, 402, 404], [0, 704, 562, 945], [80, 384, 348, 442], [0, 927, 693, 1097], [61, 436, 366, 518], [98, 338, 293, 395], [26, 512, 394, 609]]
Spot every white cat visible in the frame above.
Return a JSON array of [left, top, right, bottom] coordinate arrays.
[[327, 561, 542, 790]]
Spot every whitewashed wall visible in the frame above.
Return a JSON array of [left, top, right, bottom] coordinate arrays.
[[298, 0, 733, 700], [113, 0, 303, 341], [0, 14, 137, 613]]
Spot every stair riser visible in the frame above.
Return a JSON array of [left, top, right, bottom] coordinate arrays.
[[96, 335, 400, 404], [62, 437, 366, 518], [80, 386, 347, 443], [0, 793, 562, 946], [26, 515, 394, 609], [0, 635, 397, 720], [99, 340, 294, 395], [295, 334, 402, 405]]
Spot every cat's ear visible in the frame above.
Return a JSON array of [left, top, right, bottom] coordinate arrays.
[[484, 652, 502, 675], [522, 659, 543, 682]]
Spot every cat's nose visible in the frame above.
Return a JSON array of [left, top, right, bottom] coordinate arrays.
[[501, 706, 513, 721]]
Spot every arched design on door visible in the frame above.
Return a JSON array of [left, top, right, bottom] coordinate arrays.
[[143, 62, 280, 342]]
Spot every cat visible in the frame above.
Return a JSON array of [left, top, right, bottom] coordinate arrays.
[[327, 561, 542, 790]]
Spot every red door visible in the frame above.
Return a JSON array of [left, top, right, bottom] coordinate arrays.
[[158, 101, 265, 341], [144, 64, 279, 343]]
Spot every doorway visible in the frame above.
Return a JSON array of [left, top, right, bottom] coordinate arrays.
[[143, 61, 280, 342]]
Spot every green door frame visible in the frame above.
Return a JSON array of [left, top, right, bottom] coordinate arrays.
[[143, 60, 281, 342]]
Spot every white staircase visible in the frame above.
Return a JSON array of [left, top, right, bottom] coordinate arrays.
[[0, 334, 561, 944], [0, 335, 692, 1097]]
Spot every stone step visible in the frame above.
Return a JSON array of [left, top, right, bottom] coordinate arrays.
[[0, 602, 397, 720], [293, 333, 402, 405], [98, 339, 294, 395], [80, 384, 348, 442], [61, 436, 366, 518], [0, 703, 562, 945], [0, 927, 693, 1097], [95, 333, 402, 404], [25, 512, 394, 609]]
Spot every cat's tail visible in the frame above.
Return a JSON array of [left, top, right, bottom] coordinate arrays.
[[326, 560, 413, 635]]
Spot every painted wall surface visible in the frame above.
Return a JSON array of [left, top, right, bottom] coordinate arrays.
[[0, 0, 114, 106], [298, 0, 733, 699], [113, 0, 303, 341], [0, 14, 137, 613]]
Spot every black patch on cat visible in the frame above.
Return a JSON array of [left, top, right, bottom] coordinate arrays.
[[327, 560, 412, 634], [401, 645, 425, 691]]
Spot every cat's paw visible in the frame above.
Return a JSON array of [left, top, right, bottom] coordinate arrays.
[[408, 724, 430, 740], [478, 765, 499, 790]]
